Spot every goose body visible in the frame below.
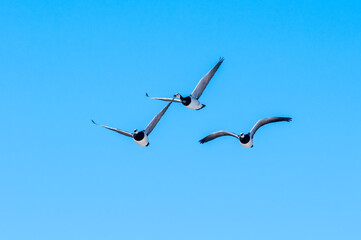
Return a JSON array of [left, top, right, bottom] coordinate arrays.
[[92, 100, 173, 147], [176, 95, 205, 110], [239, 133, 253, 148], [199, 117, 292, 148], [133, 130, 149, 147], [187, 97, 204, 110], [146, 57, 224, 110]]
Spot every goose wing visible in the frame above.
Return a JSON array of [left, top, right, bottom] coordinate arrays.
[[250, 117, 292, 138], [144, 100, 174, 135], [91, 120, 133, 138], [199, 130, 239, 144], [190, 57, 224, 99], [145, 93, 182, 103]]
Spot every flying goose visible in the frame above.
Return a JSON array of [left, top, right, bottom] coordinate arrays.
[[146, 57, 224, 110], [92, 100, 174, 147], [199, 117, 292, 148]]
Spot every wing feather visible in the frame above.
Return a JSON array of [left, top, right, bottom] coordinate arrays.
[[250, 117, 292, 138], [191, 57, 224, 99], [144, 100, 174, 135], [199, 130, 239, 144], [91, 120, 133, 138], [146, 93, 182, 103]]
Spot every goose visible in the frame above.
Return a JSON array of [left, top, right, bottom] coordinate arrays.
[[92, 100, 174, 147], [199, 117, 292, 148], [146, 57, 224, 110]]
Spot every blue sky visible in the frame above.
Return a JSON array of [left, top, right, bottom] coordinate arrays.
[[1, 0, 361, 239]]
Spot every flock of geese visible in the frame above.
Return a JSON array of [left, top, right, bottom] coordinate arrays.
[[92, 58, 292, 148]]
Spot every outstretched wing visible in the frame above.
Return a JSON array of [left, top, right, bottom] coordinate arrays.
[[146, 93, 182, 103], [250, 117, 292, 138], [91, 120, 133, 138], [199, 130, 239, 144], [191, 57, 224, 99], [144, 100, 174, 135]]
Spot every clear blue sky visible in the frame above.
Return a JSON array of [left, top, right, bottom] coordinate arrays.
[[1, 0, 360, 239]]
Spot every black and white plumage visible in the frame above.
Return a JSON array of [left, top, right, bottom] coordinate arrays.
[[146, 57, 224, 110], [92, 100, 174, 147], [199, 117, 292, 148]]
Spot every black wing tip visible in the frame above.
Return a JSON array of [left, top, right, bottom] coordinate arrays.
[[91, 119, 97, 125], [219, 57, 224, 62], [272, 117, 292, 122], [145, 93, 149, 97], [199, 139, 206, 144]]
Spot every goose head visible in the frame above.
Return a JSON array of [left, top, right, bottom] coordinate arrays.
[[174, 93, 182, 99], [134, 129, 139, 134], [240, 133, 245, 138]]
